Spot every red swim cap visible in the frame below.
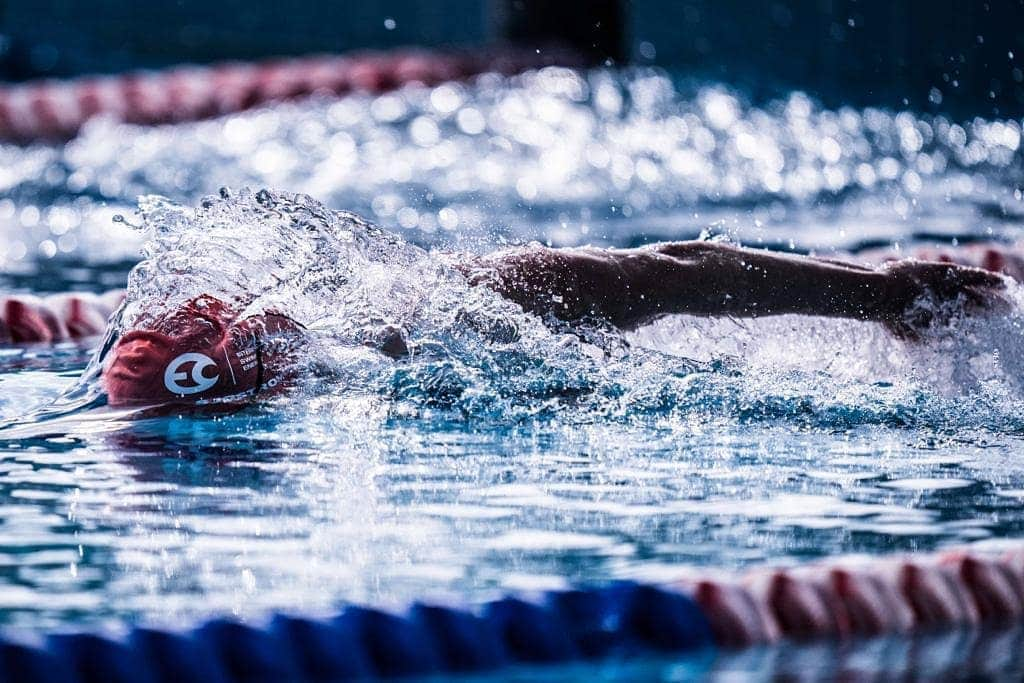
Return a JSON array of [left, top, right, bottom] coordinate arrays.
[[103, 295, 302, 407]]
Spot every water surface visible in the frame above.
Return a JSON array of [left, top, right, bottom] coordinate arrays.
[[0, 67, 1022, 636]]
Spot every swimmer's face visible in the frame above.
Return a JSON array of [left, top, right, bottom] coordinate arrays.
[[103, 296, 302, 407]]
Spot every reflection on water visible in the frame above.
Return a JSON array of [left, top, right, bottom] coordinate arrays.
[[2, 372, 1024, 632], [463, 627, 1024, 681]]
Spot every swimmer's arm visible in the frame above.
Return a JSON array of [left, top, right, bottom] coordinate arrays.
[[628, 242, 897, 326], [469, 242, 1006, 334]]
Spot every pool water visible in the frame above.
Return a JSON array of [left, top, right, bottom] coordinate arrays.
[[0, 65, 1023, 663]]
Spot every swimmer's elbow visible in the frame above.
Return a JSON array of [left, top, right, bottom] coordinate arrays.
[[650, 240, 741, 264]]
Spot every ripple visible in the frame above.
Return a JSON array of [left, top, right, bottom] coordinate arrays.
[[482, 529, 623, 552], [879, 477, 978, 490]]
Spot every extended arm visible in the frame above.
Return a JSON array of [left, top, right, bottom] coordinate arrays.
[[466, 241, 1006, 335]]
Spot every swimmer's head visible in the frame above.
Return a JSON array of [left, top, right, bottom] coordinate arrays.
[[103, 295, 302, 407]]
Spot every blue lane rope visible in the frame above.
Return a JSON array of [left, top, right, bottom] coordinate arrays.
[[0, 581, 713, 682]]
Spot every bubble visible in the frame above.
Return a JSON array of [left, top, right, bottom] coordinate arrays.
[[19, 206, 40, 228], [438, 207, 459, 230], [409, 116, 440, 147], [396, 206, 419, 228], [855, 163, 877, 187], [515, 178, 538, 201], [901, 170, 923, 194], [819, 137, 842, 164], [703, 91, 739, 130], [430, 84, 463, 114], [38, 240, 57, 259], [455, 107, 486, 135], [370, 94, 406, 123], [371, 194, 401, 218]]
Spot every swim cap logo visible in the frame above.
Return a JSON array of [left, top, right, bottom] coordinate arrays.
[[164, 353, 219, 395]]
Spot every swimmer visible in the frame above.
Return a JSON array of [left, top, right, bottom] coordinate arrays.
[[102, 239, 1009, 407]]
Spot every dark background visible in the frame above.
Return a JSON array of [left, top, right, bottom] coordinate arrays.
[[0, 0, 1022, 116]]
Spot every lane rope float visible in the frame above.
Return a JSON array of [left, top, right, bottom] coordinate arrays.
[[0, 545, 1022, 681], [0, 48, 582, 142], [0, 290, 123, 344]]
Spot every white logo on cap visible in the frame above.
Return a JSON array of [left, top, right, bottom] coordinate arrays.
[[164, 353, 219, 395]]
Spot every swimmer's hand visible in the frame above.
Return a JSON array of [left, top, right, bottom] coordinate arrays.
[[879, 260, 1010, 340]]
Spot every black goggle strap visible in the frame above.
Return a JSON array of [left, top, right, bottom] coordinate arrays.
[[253, 325, 265, 395]]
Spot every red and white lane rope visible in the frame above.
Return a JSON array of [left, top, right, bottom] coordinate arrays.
[[0, 290, 123, 343], [0, 49, 576, 142], [677, 546, 1024, 648]]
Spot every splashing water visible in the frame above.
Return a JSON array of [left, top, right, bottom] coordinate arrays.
[[24, 187, 1018, 436], [88, 188, 622, 422]]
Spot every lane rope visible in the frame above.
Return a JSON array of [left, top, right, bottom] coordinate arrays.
[[0, 290, 123, 344], [0, 546, 1021, 680], [0, 48, 580, 142]]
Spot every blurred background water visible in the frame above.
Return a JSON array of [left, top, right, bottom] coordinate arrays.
[[0, 68, 1021, 278]]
